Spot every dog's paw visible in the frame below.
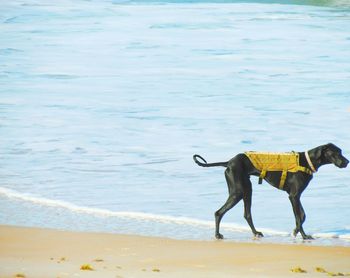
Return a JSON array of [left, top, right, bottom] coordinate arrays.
[[293, 228, 299, 237], [215, 233, 224, 240], [302, 234, 314, 240], [254, 231, 264, 238]]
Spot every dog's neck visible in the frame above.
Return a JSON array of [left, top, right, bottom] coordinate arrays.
[[299, 151, 320, 172], [299, 152, 312, 170], [303, 146, 331, 172]]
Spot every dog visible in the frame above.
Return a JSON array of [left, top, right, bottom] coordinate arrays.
[[193, 143, 348, 240]]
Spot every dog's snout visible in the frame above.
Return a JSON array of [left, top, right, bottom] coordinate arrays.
[[340, 156, 349, 168]]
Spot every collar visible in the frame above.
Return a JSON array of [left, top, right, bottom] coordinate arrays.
[[305, 151, 317, 173]]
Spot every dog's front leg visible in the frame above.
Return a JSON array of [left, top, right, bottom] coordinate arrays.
[[289, 194, 314, 240]]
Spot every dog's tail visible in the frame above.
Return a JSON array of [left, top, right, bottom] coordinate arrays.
[[193, 154, 228, 168]]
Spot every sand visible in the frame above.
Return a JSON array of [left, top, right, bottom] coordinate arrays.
[[0, 225, 349, 278]]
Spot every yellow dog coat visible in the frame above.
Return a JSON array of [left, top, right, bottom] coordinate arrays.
[[244, 151, 313, 189]]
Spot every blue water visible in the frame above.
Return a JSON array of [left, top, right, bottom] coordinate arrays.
[[0, 0, 350, 246]]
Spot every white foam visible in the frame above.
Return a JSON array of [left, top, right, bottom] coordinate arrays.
[[313, 232, 339, 239], [339, 234, 350, 241], [0, 186, 289, 236], [313, 233, 350, 241]]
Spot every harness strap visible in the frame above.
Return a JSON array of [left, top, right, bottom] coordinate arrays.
[[259, 169, 267, 184], [295, 166, 313, 176], [279, 170, 288, 189], [278, 166, 313, 189]]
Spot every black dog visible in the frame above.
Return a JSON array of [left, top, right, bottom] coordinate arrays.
[[193, 143, 348, 240]]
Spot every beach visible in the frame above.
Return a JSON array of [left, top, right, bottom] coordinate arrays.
[[1, 225, 349, 278]]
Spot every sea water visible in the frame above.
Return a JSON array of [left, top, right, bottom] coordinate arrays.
[[0, 0, 349, 246]]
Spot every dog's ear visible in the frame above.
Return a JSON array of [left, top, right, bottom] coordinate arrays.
[[325, 143, 341, 152], [322, 143, 334, 152], [321, 143, 332, 154]]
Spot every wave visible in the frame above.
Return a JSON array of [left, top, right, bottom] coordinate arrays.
[[0, 187, 349, 242], [0, 186, 285, 235]]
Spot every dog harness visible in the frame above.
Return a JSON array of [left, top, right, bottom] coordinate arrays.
[[244, 151, 314, 189]]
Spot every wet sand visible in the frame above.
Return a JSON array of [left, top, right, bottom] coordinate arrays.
[[0, 225, 349, 278]]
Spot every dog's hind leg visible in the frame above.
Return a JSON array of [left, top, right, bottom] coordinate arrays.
[[242, 177, 263, 237], [214, 167, 243, 239], [215, 193, 242, 239]]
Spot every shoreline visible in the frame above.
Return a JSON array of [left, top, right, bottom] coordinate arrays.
[[1, 225, 349, 278]]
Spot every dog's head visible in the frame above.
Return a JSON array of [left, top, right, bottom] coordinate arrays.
[[322, 143, 349, 168]]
